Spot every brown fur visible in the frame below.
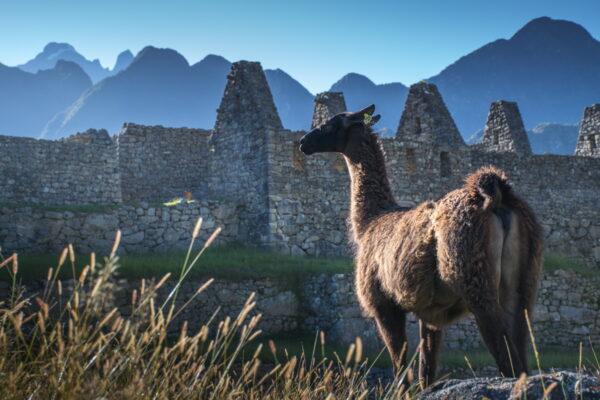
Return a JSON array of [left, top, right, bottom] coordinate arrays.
[[300, 113, 544, 387], [349, 134, 543, 385]]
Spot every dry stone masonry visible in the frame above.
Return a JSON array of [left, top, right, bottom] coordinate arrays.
[[0, 200, 239, 255], [396, 81, 465, 148], [476, 101, 532, 154], [0, 61, 599, 268], [311, 92, 347, 129], [2, 269, 596, 350], [575, 104, 600, 157]]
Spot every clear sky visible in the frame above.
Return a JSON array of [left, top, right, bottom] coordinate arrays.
[[1, 0, 599, 93]]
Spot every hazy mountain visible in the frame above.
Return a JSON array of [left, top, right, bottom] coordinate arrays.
[[112, 50, 134, 73], [42, 49, 316, 138], [19, 42, 112, 83], [429, 17, 600, 137], [330, 73, 408, 136], [528, 122, 579, 155], [42, 48, 232, 138], [265, 68, 314, 131], [8, 16, 600, 151], [0, 60, 92, 137]]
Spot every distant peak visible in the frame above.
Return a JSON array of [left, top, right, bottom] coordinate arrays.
[[265, 68, 290, 77], [201, 54, 229, 63], [43, 42, 75, 53], [130, 46, 189, 70], [112, 50, 134, 72], [337, 73, 375, 86], [511, 17, 595, 43]]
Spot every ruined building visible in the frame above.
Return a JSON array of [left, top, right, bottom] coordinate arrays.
[[0, 61, 599, 267], [575, 104, 600, 157]]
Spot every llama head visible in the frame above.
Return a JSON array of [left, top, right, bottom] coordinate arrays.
[[299, 105, 381, 155]]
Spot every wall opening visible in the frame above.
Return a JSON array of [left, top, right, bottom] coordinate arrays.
[[440, 151, 451, 177], [493, 131, 499, 145], [406, 148, 416, 174], [415, 117, 422, 135]]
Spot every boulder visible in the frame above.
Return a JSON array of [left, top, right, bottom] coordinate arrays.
[[421, 371, 600, 400]]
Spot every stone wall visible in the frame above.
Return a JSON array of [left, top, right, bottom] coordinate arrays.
[[311, 92, 346, 129], [266, 130, 600, 266], [0, 200, 240, 255], [396, 81, 465, 148], [209, 61, 282, 245], [475, 101, 532, 154], [117, 124, 212, 203], [4, 269, 595, 350], [575, 104, 600, 157], [0, 62, 598, 268], [0, 131, 121, 205]]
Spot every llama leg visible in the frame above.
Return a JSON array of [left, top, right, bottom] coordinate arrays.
[[511, 267, 541, 372], [500, 212, 543, 373], [418, 320, 442, 389], [372, 300, 409, 375], [469, 302, 525, 377]]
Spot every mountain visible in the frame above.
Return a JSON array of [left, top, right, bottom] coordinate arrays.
[[528, 122, 579, 155], [42, 49, 316, 138], [0, 60, 92, 137], [19, 42, 113, 83], [265, 68, 314, 131], [330, 73, 408, 136], [42, 48, 231, 138], [112, 50, 134, 73], [428, 17, 600, 137]]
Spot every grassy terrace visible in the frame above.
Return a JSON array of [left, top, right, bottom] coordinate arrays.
[[1, 245, 354, 283], [2, 245, 592, 283]]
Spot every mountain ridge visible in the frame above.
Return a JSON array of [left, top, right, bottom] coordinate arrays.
[[4, 16, 599, 155]]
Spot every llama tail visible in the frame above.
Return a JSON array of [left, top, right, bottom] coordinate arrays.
[[464, 166, 511, 210]]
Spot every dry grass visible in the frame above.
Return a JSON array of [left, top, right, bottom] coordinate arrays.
[[0, 219, 597, 399], [0, 220, 416, 399]]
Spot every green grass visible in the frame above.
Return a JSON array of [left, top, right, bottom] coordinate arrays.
[[1, 245, 353, 283], [6, 247, 591, 284], [249, 333, 598, 372], [543, 252, 596, 277]]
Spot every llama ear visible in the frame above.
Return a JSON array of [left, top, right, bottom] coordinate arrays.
[[355, 104, 375, 117], [348, 105, 376, 124], [367, 114, 381, 126]]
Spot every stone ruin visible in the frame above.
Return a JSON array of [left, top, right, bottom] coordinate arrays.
[[575, 104, 600, 157], [396, 81, 465, 149], [311, 92, 347, 129], [477, 100, 532, 154], [215, 61, 283, 133], [0, 61, 599, 268]]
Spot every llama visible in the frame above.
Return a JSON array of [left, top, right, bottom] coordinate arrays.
[[299, 105, 543, 387]]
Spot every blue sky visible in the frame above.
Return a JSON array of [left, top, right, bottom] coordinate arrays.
[[1, 0, 599, 93]]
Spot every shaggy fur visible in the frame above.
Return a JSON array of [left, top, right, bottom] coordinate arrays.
[[299, 106, 544, 388]]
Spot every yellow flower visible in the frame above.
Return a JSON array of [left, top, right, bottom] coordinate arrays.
[[363, 113, 372, 125]]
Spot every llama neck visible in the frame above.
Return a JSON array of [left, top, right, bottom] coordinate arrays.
[[344, 134, 397, 238]]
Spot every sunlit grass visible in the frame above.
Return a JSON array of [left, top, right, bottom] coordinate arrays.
[[0, 223, 598, 398], [0, 224, 416, 399]]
